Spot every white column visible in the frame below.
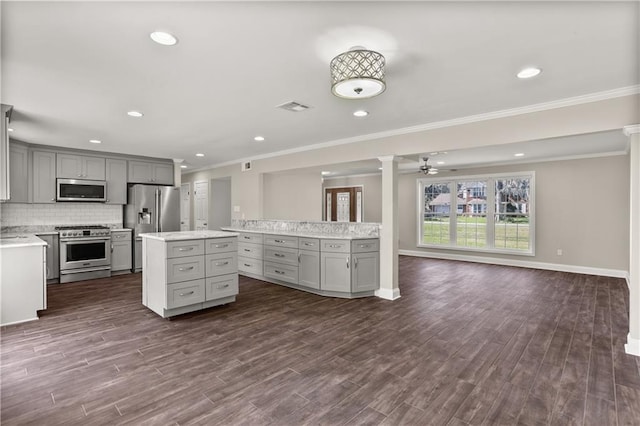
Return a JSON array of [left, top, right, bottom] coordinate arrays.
[[376, 155, 400, 300], [173, 159, 184, 187], [625, 125, 640, 356]]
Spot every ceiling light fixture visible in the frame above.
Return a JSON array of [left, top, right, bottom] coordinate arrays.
[[419, 157, 438, 175], [89, 139, 102, 144], [517, 67, 542, 79], [353, 110, 369, 117], [321, 171, 331, 176], [254, 136, 265, 142], [330, 46, 386, 99], [7, 128, 14, 132], [127, 111, 143, 118], [180, 165, 187, 169], [195, 153, 205, 157], [514, 153, 525, 157], [437, 161, 445, 165], [150, 31, 178, 46]]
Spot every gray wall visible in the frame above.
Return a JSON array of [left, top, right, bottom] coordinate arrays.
[[263, 172, 322, 220], [210, 178, 231, 230]]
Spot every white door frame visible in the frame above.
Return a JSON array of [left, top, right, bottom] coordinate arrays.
[[180, 182, 190, 231]]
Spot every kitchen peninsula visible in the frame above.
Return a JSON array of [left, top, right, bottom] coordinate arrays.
[[140, 230, 239, 318], [222, 219, 380, 298]]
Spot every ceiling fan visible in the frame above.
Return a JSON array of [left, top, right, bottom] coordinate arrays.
[[419, 157, 438, 175]]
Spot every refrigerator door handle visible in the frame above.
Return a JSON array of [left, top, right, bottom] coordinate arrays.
[[155, 189, 161, 232]]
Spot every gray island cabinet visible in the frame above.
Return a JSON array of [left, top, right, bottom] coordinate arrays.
[[140, 230, 239, 318]]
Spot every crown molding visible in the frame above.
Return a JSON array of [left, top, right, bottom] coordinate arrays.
[[623, 124, 640, 136], [186, 85, 640, 174]]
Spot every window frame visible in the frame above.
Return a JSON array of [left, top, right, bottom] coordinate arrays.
[[416, 171, 535, 256]]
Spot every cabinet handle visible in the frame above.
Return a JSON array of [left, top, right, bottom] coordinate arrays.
[[346, 257, 349, 269], [110, 244, 113, 253], [179, 291, 194, 296], [244, 248, 251, 252], [106, 199, 110, 203], [215, 244, 229, 248], [244, 263, 252, 267], [217, 284, 230, 289], [355, 258, 358, 268], [178, 266, 194, 271], [243, 236, 251, 239], [274, 253, 285, 258], [178, 247, 194, 251], [51, 198, 55, 201], [298, 254, 301, 263], [274, 270, 285, 275], [304, 242, 314, 246], [215, 261, 229, 266], [328, 244, 341, 248], [77, 174, 82, 177], [359, 244, 371, 248], [274, 239, 285, 243]]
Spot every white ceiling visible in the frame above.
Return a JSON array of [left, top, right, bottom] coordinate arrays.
[[2, 1, 638, 171]]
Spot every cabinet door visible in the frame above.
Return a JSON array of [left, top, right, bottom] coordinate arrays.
[[105, 159, 127, 204], [83, 156, 106, 180], [56, 153, 82, 178], [298, 249, 319, 289], [9, 144, 28, 202], [111, 240, 132, 272], [320, 252, 350, 292], [128, 161, 153, 183], [32, 151, 56, 203], [351, 252, 379, 293], [152, 163, 174, 185]]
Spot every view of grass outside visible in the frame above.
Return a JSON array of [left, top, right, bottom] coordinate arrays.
[[456, 215, 487, 248]]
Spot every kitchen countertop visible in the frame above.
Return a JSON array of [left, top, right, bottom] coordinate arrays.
[[140, 230, 239, 241], [111, 228, 132, 232], [0, 233, 48, 249], [221, 227, 378, 240]]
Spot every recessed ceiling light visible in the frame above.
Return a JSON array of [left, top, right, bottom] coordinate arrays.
[[378, 167, 383, 170], [180, 165, 187, 169], [150, 31, 178, 46], [196, 153, 205, 157], [89, 139, 102, 144], [7, 128, 14, 132], [127, 111, 143, 118], [353, 110, 369, 117], [437, 161, 445, 165], [321, 171, 331, 176], [254, 136, 265, 142], [429, 151, 448, 156], [514, 153, 525, 157], [517, 67, 542, 79]]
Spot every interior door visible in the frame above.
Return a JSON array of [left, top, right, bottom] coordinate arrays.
[[324, 187, 363, 222], [180, 183, 190, 231], [194, 180, 209, 230]]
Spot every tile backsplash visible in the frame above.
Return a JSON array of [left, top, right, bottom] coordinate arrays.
[[0, 203, 122, 227]]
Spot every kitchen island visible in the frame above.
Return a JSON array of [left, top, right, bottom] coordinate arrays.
[[0, 234, 47, 326], [140, 230, 239, 318]]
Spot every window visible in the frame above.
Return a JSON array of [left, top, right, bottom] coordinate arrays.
[[418, 172, 534, 255]]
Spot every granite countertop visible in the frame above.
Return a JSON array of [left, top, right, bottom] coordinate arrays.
[[140, 230, 239, 241], [221, 227, 378, 240], [0, 233, 48, 249]]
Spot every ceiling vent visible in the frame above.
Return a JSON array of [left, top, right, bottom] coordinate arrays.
[[276, 101, 310, 112], [241, 160, 252, 172]]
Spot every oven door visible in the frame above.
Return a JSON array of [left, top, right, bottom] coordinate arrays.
[[59, 237, 111, 271]]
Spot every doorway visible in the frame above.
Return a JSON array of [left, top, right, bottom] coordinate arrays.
[[324, 186, 363, 222], [194, 180, 209, 230]]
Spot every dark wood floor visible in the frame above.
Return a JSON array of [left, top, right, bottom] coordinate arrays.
[[2, 256, 640, 425]]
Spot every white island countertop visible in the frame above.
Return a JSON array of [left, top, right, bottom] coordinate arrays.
[[140, 230, 239, 241], [0, 234, 48, 249], [221, 227, 377, 240]]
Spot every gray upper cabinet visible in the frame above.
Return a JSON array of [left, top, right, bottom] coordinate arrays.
[[8, 143, 28, 203], [31, 151, 56, 203], [105, 158, 127, 204], [57, 153, 105, 180], [128, 160, 173, 185]]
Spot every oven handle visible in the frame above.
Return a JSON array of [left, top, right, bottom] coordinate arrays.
[[60, 237, 112, 243]]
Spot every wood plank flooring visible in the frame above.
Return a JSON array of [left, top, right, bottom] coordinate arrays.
[[2, 256, 640, 425]]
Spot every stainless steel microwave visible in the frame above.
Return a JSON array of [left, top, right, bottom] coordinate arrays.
[[56, 179, 107, 202]]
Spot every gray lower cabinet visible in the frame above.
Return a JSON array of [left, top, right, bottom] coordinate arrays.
[[298, 249, 320, 289], [320, 252, 351, 292], [111, 230, 132, 273], [37, 234, 59, 282], [106, 159, 127, 204], [264, 234, 299, 285], [31, 150, 56, 203], [320, 239, 379, 294], [351, 251, 379, 292], [238, 232, 264, 276]]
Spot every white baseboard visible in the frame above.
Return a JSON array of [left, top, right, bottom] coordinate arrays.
[[398, 249, 629, 279], [626, 333, 640, 357], [375, 287, 401, 301]]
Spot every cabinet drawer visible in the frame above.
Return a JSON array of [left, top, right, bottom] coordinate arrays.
[[264, 234, 298, 249], [166, 279, 205, 309], [264, 246, 298, 266], [205, 238, 237, 254], [205, 252, 238, 277], [320, 239, 350, 253], [299, 238, 320, 252], [264, 261, 298, 285], [166, 256, 205, 284], [239, 232, 263, 244], [166, 240, 205, 258], [351, 239, 379, 253], [205, 274, 238, 301], [238, 257, 263, 275], [238, 242, 263, 260], [111, 231, 132, 241]]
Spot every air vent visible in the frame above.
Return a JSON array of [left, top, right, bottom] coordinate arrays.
[[276, 101, 311, 112], [241, 160, 252, 172]]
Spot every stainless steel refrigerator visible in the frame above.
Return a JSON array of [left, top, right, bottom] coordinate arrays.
[[125, 185, 181, 272]]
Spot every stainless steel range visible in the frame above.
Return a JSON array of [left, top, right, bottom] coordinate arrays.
[[56, 225, 112, 283]]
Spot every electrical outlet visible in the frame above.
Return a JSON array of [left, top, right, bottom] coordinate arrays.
[[557, 249, 563, 256], [233, 205, 240, 213]]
